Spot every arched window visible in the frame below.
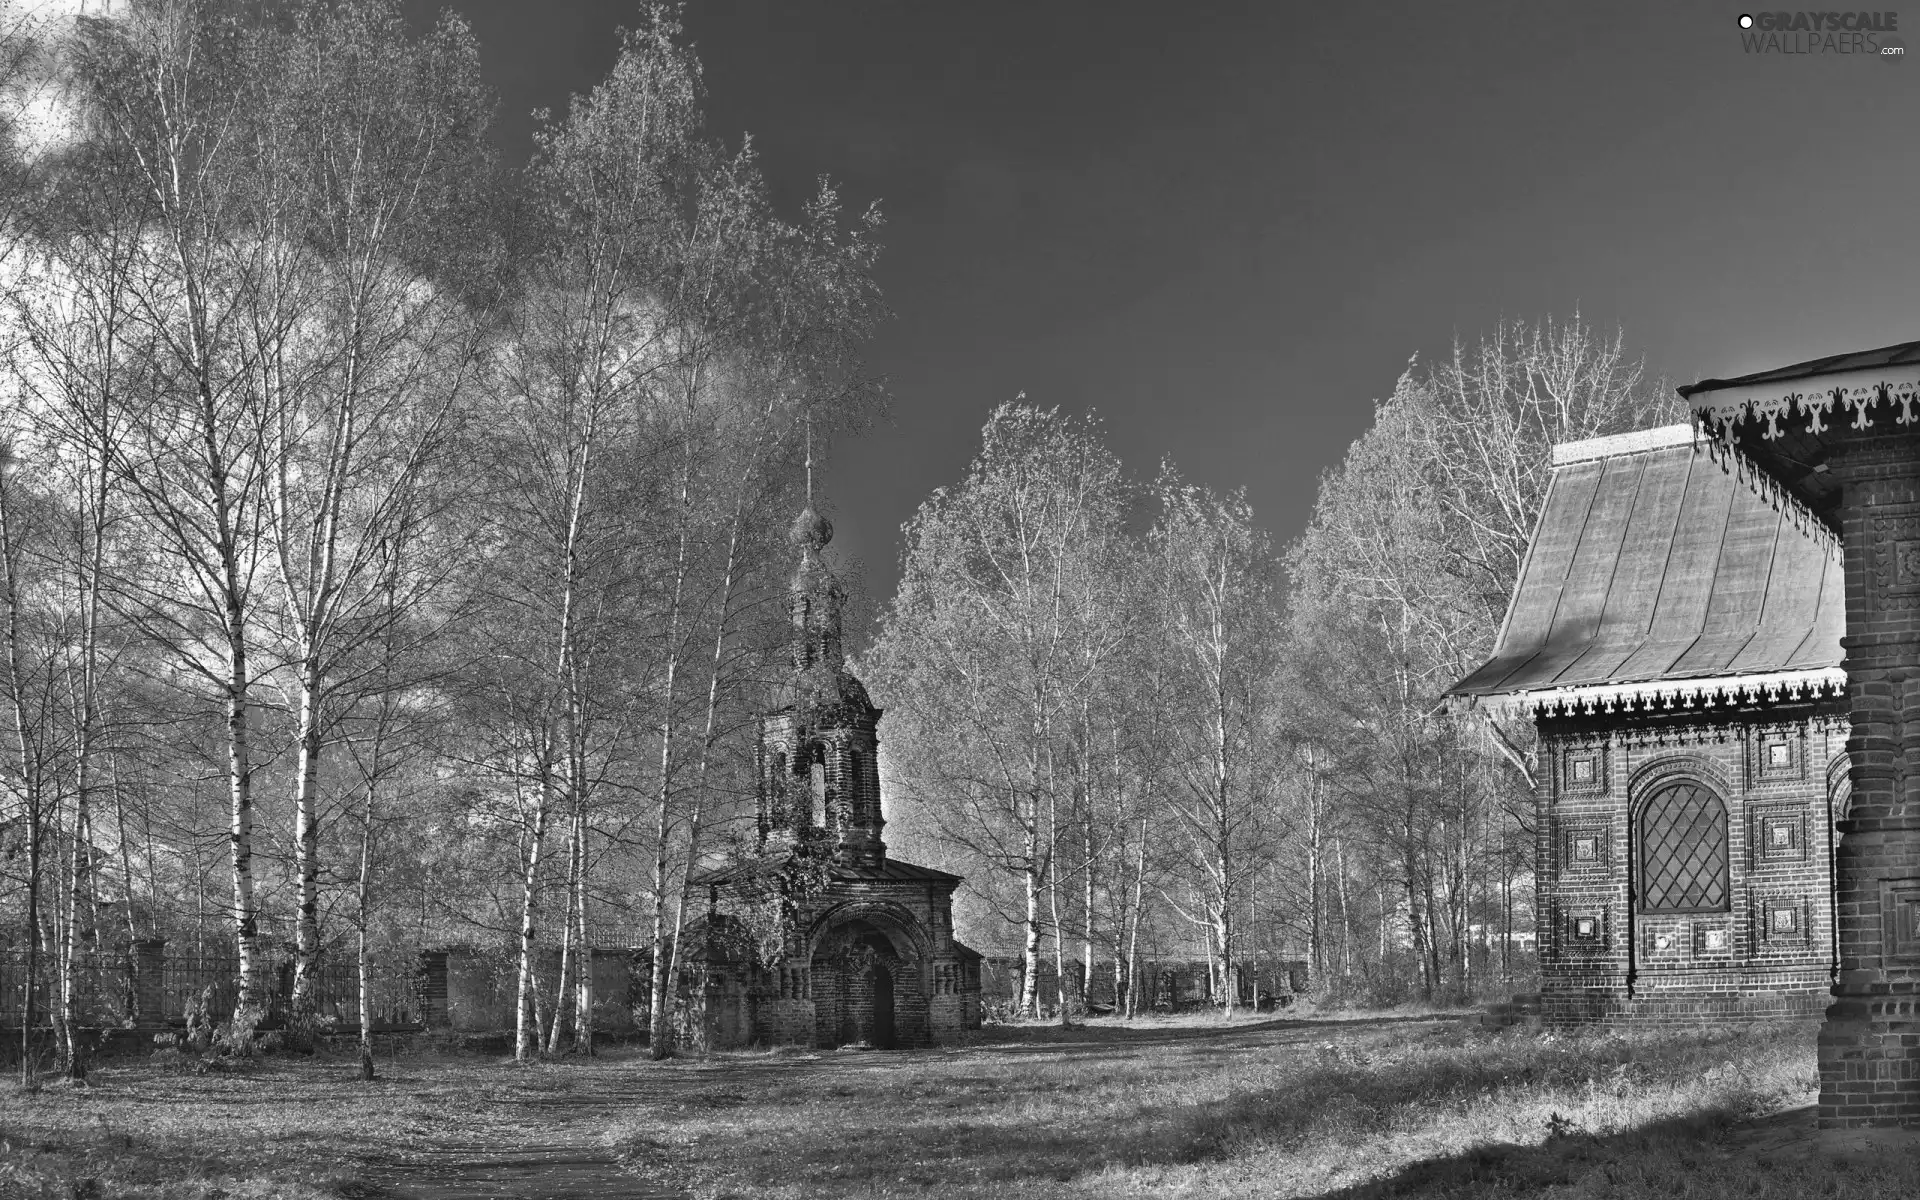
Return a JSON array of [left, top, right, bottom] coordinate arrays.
[[769, 750, 787, 823], [848, 749, 864, 817], [805, 742, 827, 828], [1637, 781, 1729, 914]]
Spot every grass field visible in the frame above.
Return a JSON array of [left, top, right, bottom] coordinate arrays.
[[1, 1011, 1914, 1198]]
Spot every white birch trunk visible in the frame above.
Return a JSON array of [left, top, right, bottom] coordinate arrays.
[[1081, 790, 1095, 1005], [1020, 819, 1043, 1017], [573, 812, 593, 1056], [1337, 836, 1353, 982], [356, 770, 377, 1080], [546, 815, 577, 1055], [514, 753, 554, 1061], [1307, 760, 1322, 986], [647, 433, 695, 1061], [1126, 817, 1146, 1018], [290, 667, 324, 1012], [60, 790, 89, 1076], [226, 652, 258, 1018], [661, 499, 747, 1054]]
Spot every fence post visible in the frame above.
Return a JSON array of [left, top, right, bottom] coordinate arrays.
[[417, 950, 448, 1029], [134, 939, 167, 1026]]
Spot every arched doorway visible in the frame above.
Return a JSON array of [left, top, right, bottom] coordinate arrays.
[[808, 912, 922, 1049]]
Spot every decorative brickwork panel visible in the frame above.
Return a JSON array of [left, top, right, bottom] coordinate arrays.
[[1641, 919, 1686, 959], [1756, 895, 1809, 947], [1560, 742, 1608, 796], [1561, 905, 1609, 954], [1691, 919, 1733, 960], [1869, 508, 1920, 607], [1638, 782, 1730, 914], [1749, 724, 1805, 785], [1559, 821, 1610, 874], [1749, 804, 1808, 868]]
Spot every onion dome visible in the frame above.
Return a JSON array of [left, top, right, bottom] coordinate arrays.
[[790, 504, 833, 551]]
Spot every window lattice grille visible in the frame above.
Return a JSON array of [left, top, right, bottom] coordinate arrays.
[[1637, 783, 1728, 914]]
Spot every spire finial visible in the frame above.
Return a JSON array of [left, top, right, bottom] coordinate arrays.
[[790, 411, 832, 551]]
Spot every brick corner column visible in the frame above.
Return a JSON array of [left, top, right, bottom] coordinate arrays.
[[1821, 432, 1920, 1127]]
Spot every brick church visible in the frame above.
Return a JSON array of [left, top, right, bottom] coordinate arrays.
[[688, 502, 983, 1050], [1450, 423, 1847, 1024]]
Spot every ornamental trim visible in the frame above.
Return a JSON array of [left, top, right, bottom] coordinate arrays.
[[1700, 435, 1842, 554], [1691, 370, 1920, 444], [1479, 666, 1847, 719]]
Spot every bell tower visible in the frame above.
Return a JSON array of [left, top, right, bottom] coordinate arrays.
[[757, 502, 885, 867], [693, 479, 984, 1053]]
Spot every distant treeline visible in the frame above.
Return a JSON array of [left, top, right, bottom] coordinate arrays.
[[870, 318, 1680, 1018]]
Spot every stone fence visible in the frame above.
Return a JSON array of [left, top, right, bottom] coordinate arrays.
[[0, 942, 427, 1030]]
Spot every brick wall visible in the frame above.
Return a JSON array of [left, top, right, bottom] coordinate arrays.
[[701, 872, 982, 1050], [759, 709, 885, 867], [1536, 702, 1844, 1028], [927, 958, 978, 1038], [1820, 433, 1920, 1126]]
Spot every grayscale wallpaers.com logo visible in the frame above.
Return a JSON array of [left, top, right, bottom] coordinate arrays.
[[1738, 11, 1905, 56]]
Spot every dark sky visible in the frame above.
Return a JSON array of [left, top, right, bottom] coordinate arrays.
[[401, 0, 1920, 619]]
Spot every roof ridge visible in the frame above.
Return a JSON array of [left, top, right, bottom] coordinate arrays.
[[1551, 424, 1697, 466]]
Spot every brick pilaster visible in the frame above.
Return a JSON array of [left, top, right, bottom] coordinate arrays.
[[1821, 431, 1920, 1127]]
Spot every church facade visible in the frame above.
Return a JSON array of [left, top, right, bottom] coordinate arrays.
[[1450, 424, 1847, 1025], [689, 504, 982, 1050]]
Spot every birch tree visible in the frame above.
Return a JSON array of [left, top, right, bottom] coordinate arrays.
[[66, 3, 287, 1019], [0, 436, 63, 1078], [241, 0, 491, 1017], [871, 404, 1130, 1018], [479, 6, 706, 1059], [0, 0, 894, 1049], [1150, 474, 1283, 1018], [477, 5, 887, 1060], [4, 241, 147, 1077]]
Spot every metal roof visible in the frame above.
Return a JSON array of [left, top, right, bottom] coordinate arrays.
[[1677, 338, 1920, 398], [1447, 425, 1843, 702], [691, 855, 962, 886]]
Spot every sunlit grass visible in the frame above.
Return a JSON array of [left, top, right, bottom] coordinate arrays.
[[0, 1015, 1913, 1198], [606, 1016, 1912, 1198]]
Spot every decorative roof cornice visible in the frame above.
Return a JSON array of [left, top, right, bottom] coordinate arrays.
[[1690, 368, 1920, 445], [1475, 667, 1846, 720]]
